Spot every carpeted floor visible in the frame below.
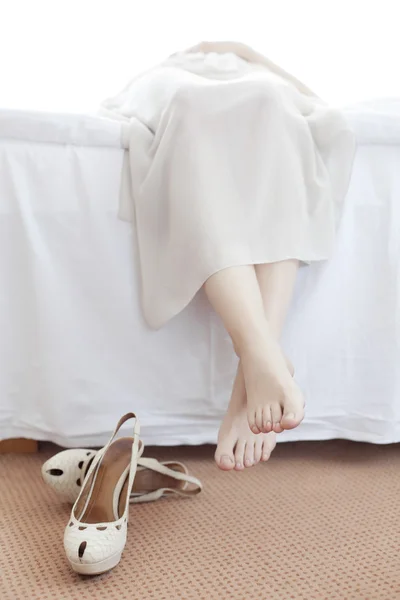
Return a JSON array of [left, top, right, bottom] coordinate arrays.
[[1, 440, 399, 600]]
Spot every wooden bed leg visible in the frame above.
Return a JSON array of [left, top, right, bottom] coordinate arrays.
[[0, 438, 39, 454]]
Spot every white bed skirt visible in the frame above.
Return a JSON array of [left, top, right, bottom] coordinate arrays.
[[1, 103, 400, 447]]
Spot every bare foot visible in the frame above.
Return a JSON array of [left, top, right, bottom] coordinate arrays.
[[285, 356, 294, 377], [215, 377, 276, 471], [241, 339, 304, 435]]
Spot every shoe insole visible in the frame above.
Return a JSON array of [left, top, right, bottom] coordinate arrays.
[[134, 463, 186, 493], [75, 437, 133, 524]]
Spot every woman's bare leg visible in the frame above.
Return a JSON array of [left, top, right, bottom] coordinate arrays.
[[205, 264, 304, 470], [208, 266, 277, 470], [255, 260, 299, 339], [255, 260, 304, 432], [212, 262, 302, 469]]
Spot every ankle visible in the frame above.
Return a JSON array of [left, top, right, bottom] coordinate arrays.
[[238, 334, 279, 362], [228, 390, 246, 411], [231, 323, 272, 357]]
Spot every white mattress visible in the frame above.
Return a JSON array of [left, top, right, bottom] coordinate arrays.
[[1, 100, 400, 447], [0, 109, 123, 148]]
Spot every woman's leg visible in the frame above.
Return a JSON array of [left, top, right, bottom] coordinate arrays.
[[208, 266, 277, 470], [205, 264, 303, 454], [255, 260, 299, 339], [254, 260, 303, 432], [212, 262, 302, 470]]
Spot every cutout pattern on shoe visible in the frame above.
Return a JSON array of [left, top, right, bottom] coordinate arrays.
[[42, 449, 98, 504]]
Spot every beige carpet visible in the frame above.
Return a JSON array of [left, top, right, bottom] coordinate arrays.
[[1, 440, 399, 600]]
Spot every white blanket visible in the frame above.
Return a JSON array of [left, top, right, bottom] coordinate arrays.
[[101, 51, 355, 328]]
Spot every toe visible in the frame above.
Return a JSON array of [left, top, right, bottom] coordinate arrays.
[[215, 444, 236, 471], [244, 442, 255, 468], [247, 409, 260, 434], [281, 398, 305, 430], [271, 403, 283, 433], [254, 407, 264, 433], [234, 441, 246, 470], [262, 406, 272, 433], [261, 433, 277, 461], [281, 410, 304, 430], [254, 438, 263, 464]]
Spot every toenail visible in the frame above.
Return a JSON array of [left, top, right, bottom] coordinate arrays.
[[245, 459, 252, 467], [285, 413, 295, 420], [220, 455, 233, 465], [236, 462, 242, 468]]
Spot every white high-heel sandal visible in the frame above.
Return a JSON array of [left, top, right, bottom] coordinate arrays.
[[42, 448, 202, 504], [63, 412, 140, 575]]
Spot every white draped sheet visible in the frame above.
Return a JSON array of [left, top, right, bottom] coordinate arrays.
[[0, 101, 399, 446]]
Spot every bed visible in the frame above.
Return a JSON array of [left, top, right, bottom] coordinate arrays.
[[1, 99, 400, 447]]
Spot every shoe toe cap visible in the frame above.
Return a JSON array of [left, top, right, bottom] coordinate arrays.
[[64, 522, 127, 565], [42, 449, 95, 503]]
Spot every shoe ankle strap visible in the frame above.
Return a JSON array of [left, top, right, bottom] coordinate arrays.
[[111, 412, 140, 441]]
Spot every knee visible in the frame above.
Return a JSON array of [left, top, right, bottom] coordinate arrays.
[[249, 81, 282, 108], [169, 84, 203, 115], [167, 84, 217, 130]]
